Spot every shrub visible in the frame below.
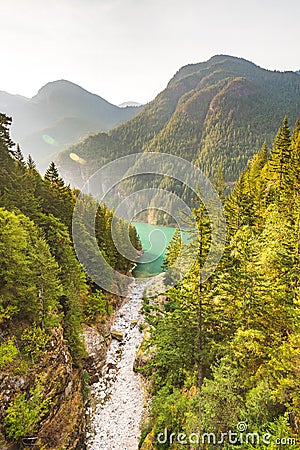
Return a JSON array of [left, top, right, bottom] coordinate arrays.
[[20, 325, 49, 362], [0, 338, 18, 369], [3, 383, 51, 440], [84, 291, 106, 323]]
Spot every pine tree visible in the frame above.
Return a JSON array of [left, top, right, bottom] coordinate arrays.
[[27, 154, 36, 170], [258, 206, 299, 338], [269, 116, 292, 187], [163, 228, 183, 287], [11, 144, 25, 165], [187, 202, 212, 389], [249, 141, 268, 179], [0, 113, 14, 150], [0, 209, 61, 325], [226, 172, 254, 235], [290, 122, 300, 212], [43, 162, 74, 231], [44, 161, 65, 188]]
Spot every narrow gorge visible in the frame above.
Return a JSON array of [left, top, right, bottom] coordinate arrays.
[[86, 281, 151, 450]]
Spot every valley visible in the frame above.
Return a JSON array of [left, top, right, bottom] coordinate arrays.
[[1, 53, 300, 450]]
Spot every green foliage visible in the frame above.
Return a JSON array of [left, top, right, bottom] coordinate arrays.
[[0, 113, 140, 370], [43, 162, 75, 232], [61, 292, 86, 365], [143, 304, 198, 392], [83, 290, 106, 324], [20, 325, 50, 363], [151, 387, 194, 444], [0, 113, 14, 149], [0, 339, 18, 369], [0, 304, 18, 324], [140, 117, 300, 449], [269, 116, 292, 188], [3, 383, 51, 440], [0, 208, 62, 327]]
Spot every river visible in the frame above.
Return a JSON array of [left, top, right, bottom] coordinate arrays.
[[86, 223, 179, 449], [86, 281, 151, 450]]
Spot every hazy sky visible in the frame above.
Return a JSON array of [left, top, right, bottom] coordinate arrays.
[[1, 0, 299, 105]]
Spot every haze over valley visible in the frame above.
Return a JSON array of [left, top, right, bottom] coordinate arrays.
[[0, 80, 142, 171]]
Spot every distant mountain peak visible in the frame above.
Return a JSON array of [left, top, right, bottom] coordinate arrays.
[[32, 80, 100, 102], [0, 80, 142, 171], [118, 101, 143, 108], [208, 54, 256, 63]]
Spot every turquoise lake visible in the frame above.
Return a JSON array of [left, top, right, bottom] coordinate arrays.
[[132, 222, 178, 277]]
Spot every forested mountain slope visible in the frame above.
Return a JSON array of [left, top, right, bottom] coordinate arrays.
[[0, 113, 140, 449], [57, 55, 300, 186], [138, 117, 300, 449]]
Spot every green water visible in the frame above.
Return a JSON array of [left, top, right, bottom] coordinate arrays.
[[132, 222, 177, 277]]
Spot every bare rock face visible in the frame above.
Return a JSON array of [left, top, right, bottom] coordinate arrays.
[[83, 324, 107, 384], [0, 326, 86, 450]]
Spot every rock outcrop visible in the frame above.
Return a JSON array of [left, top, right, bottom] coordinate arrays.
[[0, 327, 85, 450]]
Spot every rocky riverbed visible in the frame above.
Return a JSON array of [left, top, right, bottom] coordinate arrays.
[[86, 281, 151, 450]]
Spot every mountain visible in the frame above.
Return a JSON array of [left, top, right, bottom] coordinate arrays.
[[118, 101, 143, 108], [0, 80, 142, 171], [57, 55, 300, 186]]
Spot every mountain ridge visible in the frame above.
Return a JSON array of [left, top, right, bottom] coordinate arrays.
[[0, 80, 142, 171], [56, 55, 300, 186]]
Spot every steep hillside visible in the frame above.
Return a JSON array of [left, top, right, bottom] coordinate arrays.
[[57, 55, 300, 185], [0, 81, 142, 171], [0, 113, 141, 449], [138, 118, 300, 450]]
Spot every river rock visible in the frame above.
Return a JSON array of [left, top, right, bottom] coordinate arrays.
[[111, 330, 124, 341], [130, 319, 138, 328]]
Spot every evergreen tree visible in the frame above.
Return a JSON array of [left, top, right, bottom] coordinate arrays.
[[27, 154, 36, 170], [291, 119, 300, 145], [11, 144, 25, 165], [0, 208, 61, 326], [139, 116, 300, 448], [44, 161, 65, 188], [43, 162, 74, 231], [269, 116, 292, 187], [162, 228, 183, 287], [0, 113, 14, 150], [225, 172, 254, 235]]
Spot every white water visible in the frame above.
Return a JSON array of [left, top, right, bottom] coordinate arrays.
[[86, 281, 150, 450]]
